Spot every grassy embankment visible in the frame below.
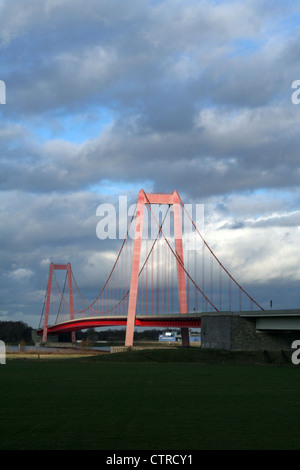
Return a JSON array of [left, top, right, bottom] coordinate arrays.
[[1, 347, 299, 450]]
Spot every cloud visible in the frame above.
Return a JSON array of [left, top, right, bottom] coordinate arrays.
[[1, 0, 300, 327], [7, 267, 33, 281]]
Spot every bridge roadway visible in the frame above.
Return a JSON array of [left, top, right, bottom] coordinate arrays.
[[37, 308, 300, 337], [37, 312, 203, 336], [240, 308, 300, 330]]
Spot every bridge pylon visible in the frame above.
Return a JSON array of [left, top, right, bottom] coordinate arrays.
[[42, 262, 75, 344], [125, 189, 190, 347]]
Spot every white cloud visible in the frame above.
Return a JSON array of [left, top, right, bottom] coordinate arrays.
[[7, 268, 33, 281]]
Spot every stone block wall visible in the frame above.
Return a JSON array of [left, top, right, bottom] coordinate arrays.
[[201, 313, 300, 351], [201, 315, 231, 350]]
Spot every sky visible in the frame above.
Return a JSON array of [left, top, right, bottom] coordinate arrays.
[[1, 0, 300, 329]]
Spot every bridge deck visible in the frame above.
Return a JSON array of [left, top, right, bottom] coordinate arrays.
[[38, 309, 300, 336], [37, 312, 203, 336]]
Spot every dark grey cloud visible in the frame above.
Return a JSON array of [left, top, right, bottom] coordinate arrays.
[[1, 0, 300, 327]]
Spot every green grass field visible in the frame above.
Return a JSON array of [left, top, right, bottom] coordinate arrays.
[[1, 349, 300, 450]]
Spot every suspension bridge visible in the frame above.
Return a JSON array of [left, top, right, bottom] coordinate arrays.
[[38, 189, 264, 347]]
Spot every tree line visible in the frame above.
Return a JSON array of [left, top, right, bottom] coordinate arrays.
[[63, 328, 166, 343], [0, 321, 166, 343], [0, 321, 33, 343]]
